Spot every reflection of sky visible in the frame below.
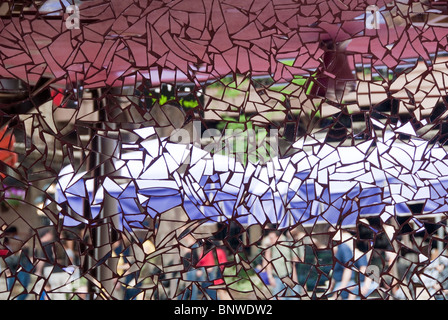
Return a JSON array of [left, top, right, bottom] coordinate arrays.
[[38, 0, 82, 15]]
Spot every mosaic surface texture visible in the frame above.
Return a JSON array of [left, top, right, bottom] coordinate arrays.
[[0, 0, 448, 300]]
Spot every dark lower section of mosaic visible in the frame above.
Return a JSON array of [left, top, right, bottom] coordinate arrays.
[[0, 0, 448, 300]]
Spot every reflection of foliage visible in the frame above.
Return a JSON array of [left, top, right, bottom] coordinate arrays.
[[65, 276, 88, 300], [263, 72, 317, 103], [140, 83, 200, 109], [208, 76, 250, 99], [215, 115, 275, 165], [223, 265, 266, 293], [216, 114, 252, 131], [148, 92, 199, 109]]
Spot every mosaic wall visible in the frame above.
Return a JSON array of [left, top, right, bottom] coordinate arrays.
[[0, 0, 448, 300]]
